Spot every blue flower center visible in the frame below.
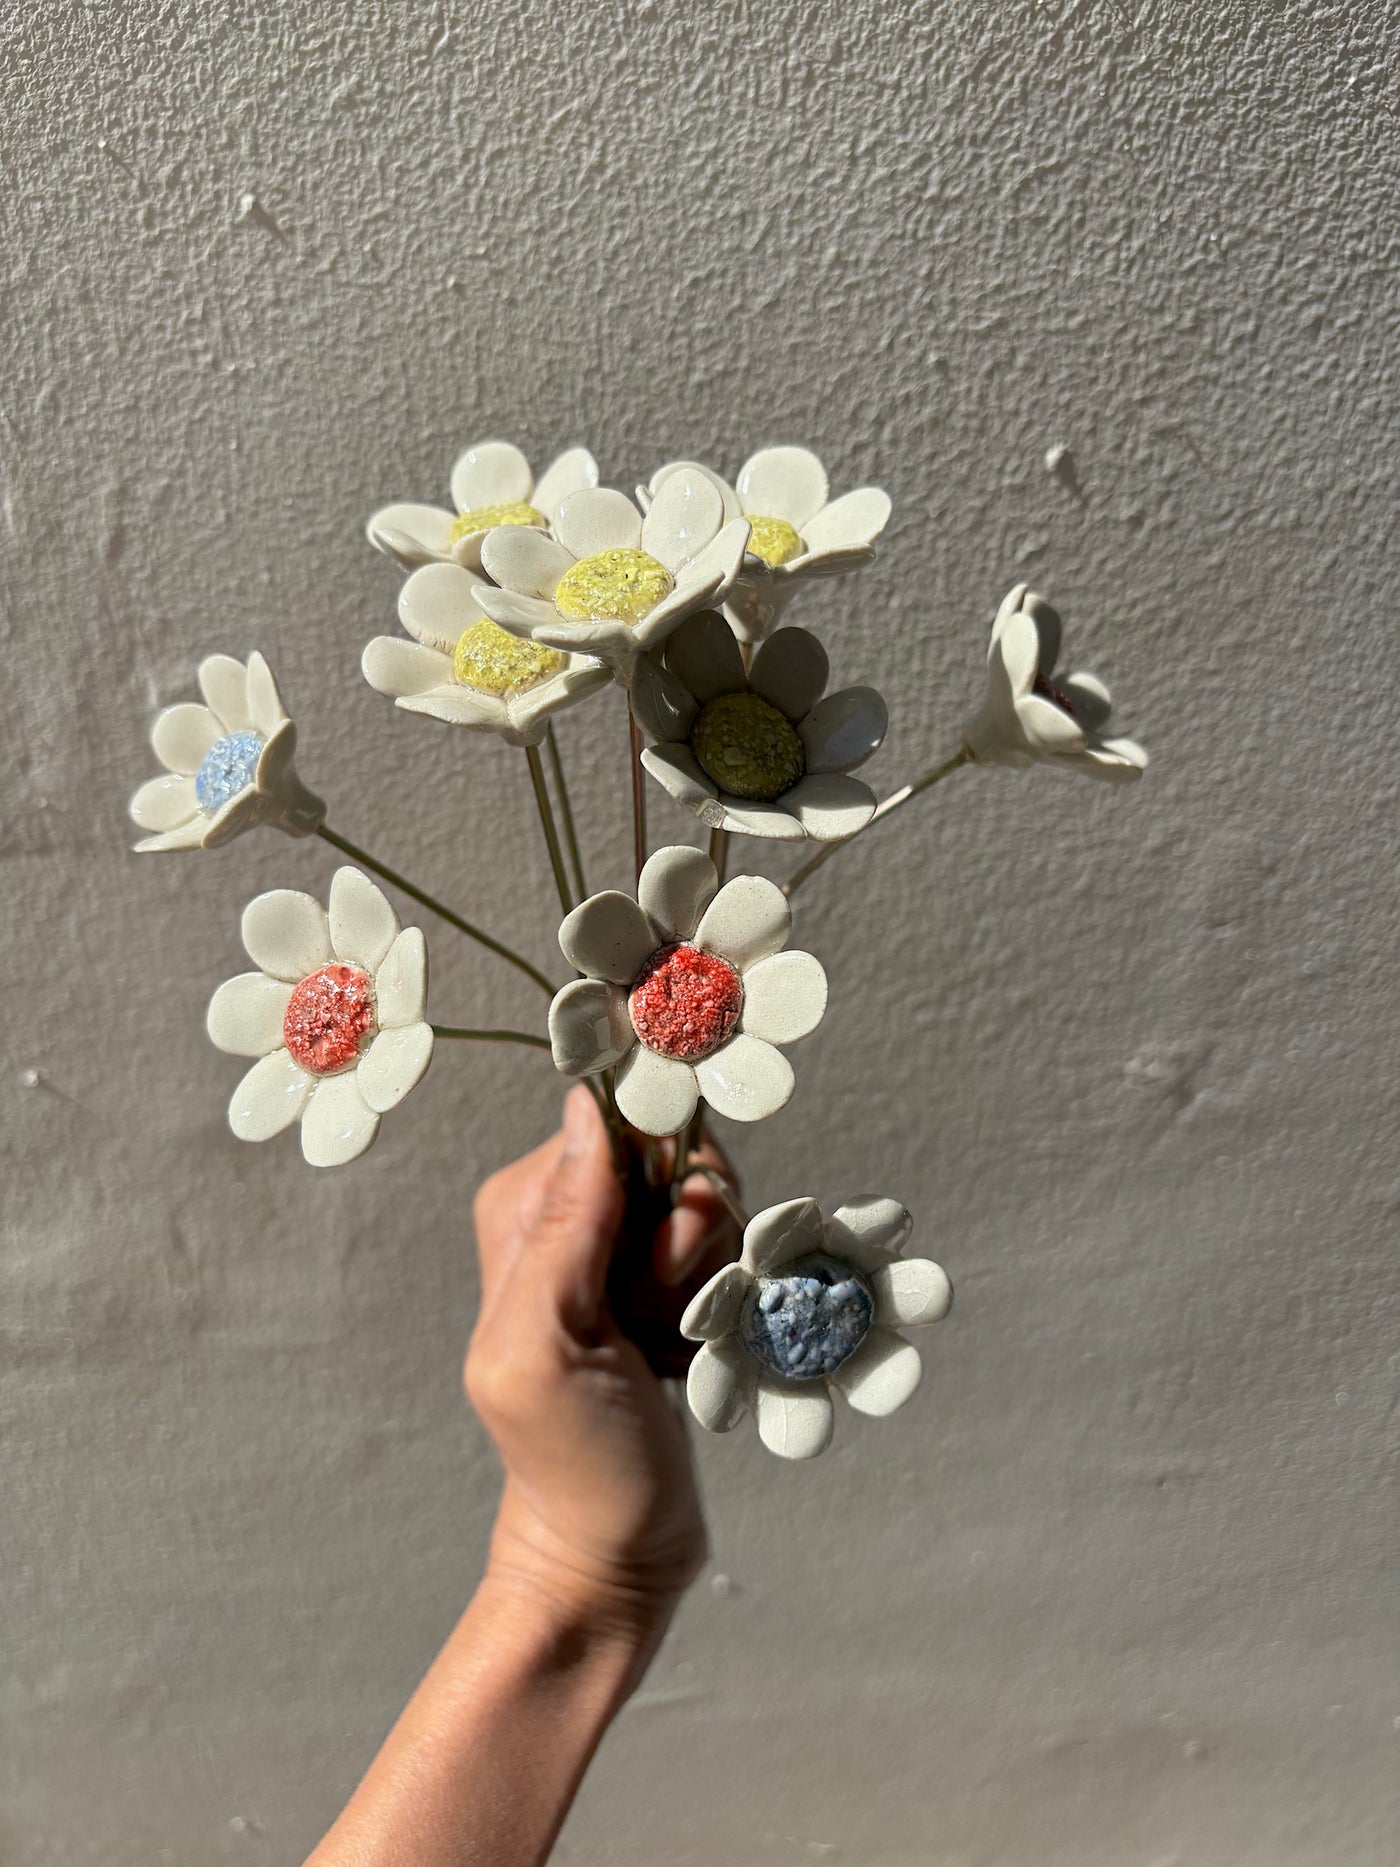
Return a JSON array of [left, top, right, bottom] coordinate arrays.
[[739, 1253, 873, 1381], [195, 731, 264, 813]]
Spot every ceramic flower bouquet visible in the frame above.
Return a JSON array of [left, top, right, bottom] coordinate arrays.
[[129, 442, 1146, 1459]]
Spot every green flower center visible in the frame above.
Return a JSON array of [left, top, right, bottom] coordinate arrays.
[[553, 549, 673, 624], [453, 620, 564, 695], [690, 692, 806, 802], [745, 515, 803, 568], [450, 500, 544, 542]]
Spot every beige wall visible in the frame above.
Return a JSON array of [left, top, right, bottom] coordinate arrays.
[[3, 3, 1397, 1861]]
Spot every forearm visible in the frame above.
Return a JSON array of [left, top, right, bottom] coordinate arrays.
[[305, 1565, 671, 1867]]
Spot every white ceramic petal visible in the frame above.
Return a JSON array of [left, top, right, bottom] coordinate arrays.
[[665, 518, 749, 608], [1019, 590, 1063, 670], [640, 744, 722, 823], [531, 446, 599, 518], [398, 688, 502, 730], [640, 468, 724, 572], [716, 797, 809, 841], [229, 1048, 312, 1142], [366, 502, 460, 567], [798, 486, 891, 555], [738, 950, 827, 1045], [361, 636, 455, 700], [329, 867, 399, 972], [134, 819, 213, 853], [549, 978, 633, 1075], [748, 628, 829, 722], [356, 1022, 433, 1114], [830, 1328, 923, 1416], [1060, 669, 1114, 730], [1016, 693, 1088, 753], [799, 686, 888, 773], [558, 891, 657, 985], [526, 617, 642, 669], [374, 926, 427, 1029], [241, 889, 332, 982], [737, 447, 829, 529], [129, 772, 197, 832], [207, 972, 293, 1057], [151, 703, 220, 775], [450, 440, 533, 512], [686, 1338, 754, 1433], [473, 586, 559, 636], [740, 1196, 825, 1275], [784, 544, 875, 582], [638, 844, 718, 942], [663, 610, 746, 702], [552, 487, 643, 559], [300, 1071, 380, 1168], [824, 1197, 913, 1271], [196, 655, 254, 733], [871, 1258, 953, 1328], [630, 653, 698, 743], [679, 1263, 750, 1342], [648, 460, 742, 524], [480, 526, 575, 598], [693, 875, 790, 969], [505, 658, 611, 739], [614, 1045, 698, 1137], [197, 786, 265, 851], [781, 771, 876, 841], [754, 1372, 833, 1460], [243, 653, 287, 738], [398, 560, 484, 655], [694, 1033, 794, 1123], [990, 608, 1041, 700], [1082, 735, 1148, 780]]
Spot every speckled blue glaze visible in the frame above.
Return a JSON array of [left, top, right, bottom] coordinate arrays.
[[195, 731, 264, 813], [739, 1253, 873, 1381]]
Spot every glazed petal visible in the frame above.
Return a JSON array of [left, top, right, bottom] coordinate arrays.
[[781, 771, 876, 841], [531, 446, 598, 518], [244, 653, 287, 738], [871, 1258, 953, 1328], [754, 1373, 833, 1460], [129, 772, 197, 832], [798, 486, 891, 555], [1060, 669, 1114, 730], [1016, 693, 1087, 753], [241, 888, 332, 981], [356, 1022, 434, 1114], [640, 744, 722, 823], [694, 1033, 794, 1123], [152, 703, 220, 775], [799, 686, 888, 773], [366, 502, 458, 567], [134, 818, 212, 853], [300, 1071, 380, 1168], [450, 440, 533, 512], [748, 627, 829, 722], [740, 1196, 825, 1275], [738, 950, 827, 1045], [480, 525, 574, 599], [693, 874, 790, 968], [737, 447, 829, 529], [329, 867, 399, 972], [207, 972, 294, 1056], [197, 655, 254, 733], [647, 459, 741, 524], [473, 586, 558, 636], [664, 610, 746, 702], [398, 688, 504, 729], [824, 1196, 913, 1270], [630, 653, 698, 742], [614, 1045, 698, 1136], [374, 926, 427, 1029], [399, 560, 484, 654], [716, 797, 807, 841], [679, 1263, 750, 1342], [830, 1328, 923, 1416], [552, 487, 643, 559], [640, 468, 723, 572], [361, 636, 455, 699], [229, 1048, 312, 1142], [549, 978, 633, 1075], [686, 1338, 754, 1433], [638, 844, 718, 941], [558, 891, 657, 985]]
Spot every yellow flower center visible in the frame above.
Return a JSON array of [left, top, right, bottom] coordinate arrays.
[[553, 549, 673, 625], [745, 515, 803, 568], [452, 620, 565, 696], [450, 500, 545, 542], [690, 692, 806, 802]]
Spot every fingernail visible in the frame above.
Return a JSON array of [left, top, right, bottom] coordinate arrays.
[[562, 1084, 593, 1155]]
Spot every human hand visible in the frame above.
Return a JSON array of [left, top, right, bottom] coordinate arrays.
[[466, 1086, 740, 1635]]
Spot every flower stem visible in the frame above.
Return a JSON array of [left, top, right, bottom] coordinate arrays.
[[628, 708, 647, 885], [696, 1164, 749, 1232], [316, 825, 555, 997], [524, 742, 574, 919], [707, 825, 729, 884], [781, 746, 972, 898], [545, 724, 588, 901], [431, 1025, 551, 1050]]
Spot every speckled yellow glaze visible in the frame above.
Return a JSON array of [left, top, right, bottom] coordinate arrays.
[[744, 515, 804, 568], [452, 620, 564, 695], [450, 500, 544, 541], [553, 548, 672, 624]]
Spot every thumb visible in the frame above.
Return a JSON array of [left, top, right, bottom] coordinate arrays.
[[525, 1086, 625, 1331]]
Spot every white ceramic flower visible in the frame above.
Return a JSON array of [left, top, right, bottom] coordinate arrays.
[[366, 440, 598, 573], [681, 1196, 951, 1461], [361, 561, 611, 747], [547, 845, 826, 1136], [129, 653, 325, 853], [632, 612, 886, 842], [641, 448, 891, 643], [962, 585, 1148, 782], [475, 471, 751, 681], [207, 867, 434, 1168]]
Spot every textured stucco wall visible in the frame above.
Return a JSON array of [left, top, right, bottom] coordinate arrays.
[[3, 2, 1398, 1861]]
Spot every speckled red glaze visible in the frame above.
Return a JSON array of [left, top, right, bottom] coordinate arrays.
[[282, 964, 375, 1074], [628, 943, 742, 1062]]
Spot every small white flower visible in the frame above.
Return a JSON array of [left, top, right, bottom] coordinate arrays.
[[475, 471, 751, 682], [129, 653, 325, 852], [962, 584, 1148, 781], [547, 845, 827, 1137], [208, 867, 434, 1169], [632, 613, 886, 842], [681, 1196, 951, 1461], [366, 440, 598, 573], [641, 448, 891, 643], [361, 561, 611, 747]]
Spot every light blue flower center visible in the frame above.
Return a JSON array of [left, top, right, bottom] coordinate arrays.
[[739, 1253, 873, 1381], [195, 731, 264, 813]]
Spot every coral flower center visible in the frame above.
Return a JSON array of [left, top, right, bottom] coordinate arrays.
[[628, 944, 742, 1062], [195, 731, 264, 814], [450, 500, 544, 541], [690, 692, 806, 802], [739, 1253, 874, 1380], [745, 515, 803, 568], [283, 964, 375, 1075], [553, 549, 672, 625], [453, 619, 565, 695]]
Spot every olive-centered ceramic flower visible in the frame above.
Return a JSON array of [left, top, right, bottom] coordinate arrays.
[[361, 560, 611, 747], [366, 440, 599, 574], [641, 448, 891, 643], [632, 611, 887, 842], [475, 471, 752, 681], [207, 867, 433, 1168], [962, 584, 1148, 782], [547, 845, 827, 1136], [129, 653, 325, 853], [681, 1195, 952, 1460]]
